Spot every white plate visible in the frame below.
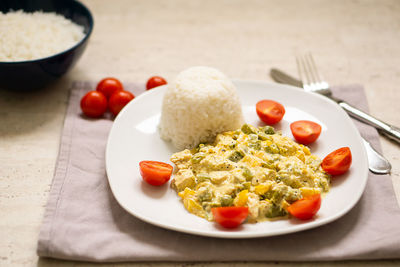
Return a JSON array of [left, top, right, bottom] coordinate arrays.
[[106, 80, 368, 238]]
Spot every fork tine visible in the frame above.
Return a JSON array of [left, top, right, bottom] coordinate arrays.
[[295, 55, 305, 86], [296, 55, 307, 85], [296, 53, 332, 96], [304, 53, 317, 85], [307, 53, 323, 84], [296, 54, 311, 91]]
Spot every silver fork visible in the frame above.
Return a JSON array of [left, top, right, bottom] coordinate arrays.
[[296, 53, 332, 97], [296, 53, 392, 174]]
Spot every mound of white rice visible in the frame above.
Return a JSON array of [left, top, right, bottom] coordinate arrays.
[[0, 10, 85, 62], [159, 66, 244, 150]]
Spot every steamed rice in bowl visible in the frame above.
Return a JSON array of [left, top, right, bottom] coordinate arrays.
[[0, 10, 85, 62], [159, 66, 244, 150]]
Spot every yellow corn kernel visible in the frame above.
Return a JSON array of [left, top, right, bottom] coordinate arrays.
[[184, 198, 203, 214], [296, 151, 305, 162], [178, 188, 195, 199], [302, 145, 311, 155], [254, 183, 271, 195], [234, 190, 248, 207], [265, 140, 273, 146], [241, 156, 260, 168], [300, 187, 321, 197], [281, 200, 290, 210]]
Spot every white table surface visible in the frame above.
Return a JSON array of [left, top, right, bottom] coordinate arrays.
[[1, 0, 399, 266]]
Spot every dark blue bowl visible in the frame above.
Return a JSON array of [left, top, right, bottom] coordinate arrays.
[[0, 0, 93, 91]]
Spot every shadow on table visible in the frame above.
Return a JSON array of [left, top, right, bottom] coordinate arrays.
[[0, 75, 70, 137]]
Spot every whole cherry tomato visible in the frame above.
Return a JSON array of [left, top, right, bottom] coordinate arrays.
[[256, 100, 285, 125], [290, 120, 322, 145], [80, 91, 108, 118], [287, 194, 321, 220], [321, 147, 352, 176], [146, 76, 167, 90], [211, 206, 249, 228], [139, 161, 173, 186], [96, 77, 124, 99], [108, 90, 135, 116]]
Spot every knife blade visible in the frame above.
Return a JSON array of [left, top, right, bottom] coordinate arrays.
[[270, 68, 391, 174]]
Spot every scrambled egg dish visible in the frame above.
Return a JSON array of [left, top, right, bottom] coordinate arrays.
[[171, 124, 330, 222]]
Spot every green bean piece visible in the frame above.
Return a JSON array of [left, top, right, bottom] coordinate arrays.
[[229, 140, 237, 149], [202, 201, 220, 210], [261, 162, 275, 170], [242, 181, 251, 190], [220, 195, 234, 207], [228, 150, 244, 162], [248, 134, 258, 141], [241, 124, 257, 135], [197, 173, 211, 183], [265, 204, 287, 218], [191, 152, 205, 163], [242, 167, 254, 181], [197, 190, 212, 202], [262, 126, 275, 135], [257, 131, 269, 141], [265, 143, 280, 154], [249, 140, 261, 150]]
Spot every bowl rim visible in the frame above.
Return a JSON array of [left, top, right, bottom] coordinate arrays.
[[0, 0, 94, 65]]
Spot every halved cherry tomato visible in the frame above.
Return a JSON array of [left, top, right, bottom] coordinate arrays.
[[290, 120, 322, 145], [287, 194, 321, 220], [256, 100, 285, 125], [139, 161, 173, 186], [96, 77, 124, 99], [146, 76, 167, 90], [211, 206, 249, 228], [321, 147, 352, 176], [108, 90, 135, 116], [80, 91, 108, 118]]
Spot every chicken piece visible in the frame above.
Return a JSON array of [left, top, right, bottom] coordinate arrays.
[[171, 169, 196, 192], [209, 171, 232, 184], [171, 149, 193, 169], [246, 193, 260, 221]]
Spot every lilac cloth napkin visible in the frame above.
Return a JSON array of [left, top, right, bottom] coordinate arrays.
[[37, 82, 400, 262]]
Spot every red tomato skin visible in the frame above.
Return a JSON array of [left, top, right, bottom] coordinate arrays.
[[80, 91, 108, 118], [108, 90, 135, 116], [290, 120, 322, 145], [96, 77, 124, 99], [256, 100, 285, 125], [139, 161, 173, 186], [211, 207, 249, 228], [321, 147, 352, 176], [287, 194, 321, 220], [146, 76, 167, 90]]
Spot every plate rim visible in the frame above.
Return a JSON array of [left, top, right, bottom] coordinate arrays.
[[105, 79, 369, 239]]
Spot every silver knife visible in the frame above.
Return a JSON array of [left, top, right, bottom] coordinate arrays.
[[270, 68, 391, 174], [270, 68, 400, 144]]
